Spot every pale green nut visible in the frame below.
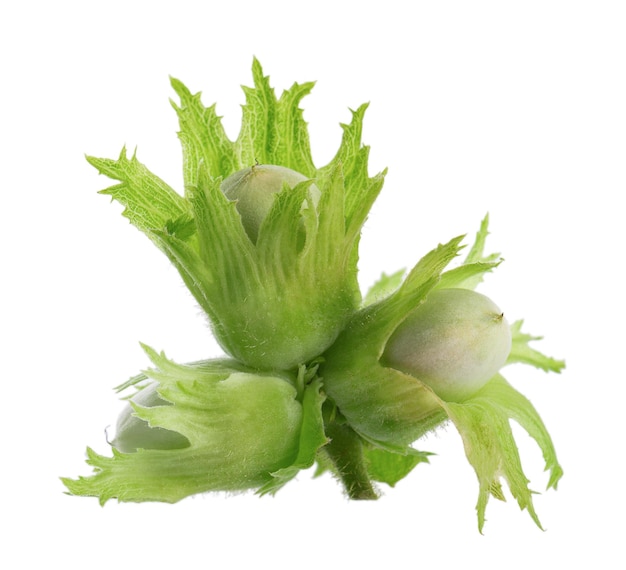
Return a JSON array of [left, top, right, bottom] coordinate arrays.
[[382, 288, 512, 402], [62, 355, 311, 503], [221, 164, 321, 243], [112, 382, 190, 452], [320, 279, 514, 446]]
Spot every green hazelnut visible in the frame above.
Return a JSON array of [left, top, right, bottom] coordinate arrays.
[[221, 164, 320, 243], [382, 288, 512, 402]]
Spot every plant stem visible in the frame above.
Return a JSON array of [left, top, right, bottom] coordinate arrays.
[[324, 421, 378, 500]]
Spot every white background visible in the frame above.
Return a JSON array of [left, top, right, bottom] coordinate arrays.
[[2, 1, 624, 568]]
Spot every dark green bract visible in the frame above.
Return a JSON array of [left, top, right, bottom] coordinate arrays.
[[63, 59, 565, 532]]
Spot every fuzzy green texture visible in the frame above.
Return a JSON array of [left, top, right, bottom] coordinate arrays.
[[62, 347, 326, 504], [320, 217, 564, 530], [88, 58, 385, 371], [64, 61, 564, 531]]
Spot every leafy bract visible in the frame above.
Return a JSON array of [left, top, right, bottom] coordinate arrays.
[[363, 269, 406, 307], [443, 375, 562, 532], [507, 320, 566, 372], [321, 236, 465, 449], [438, 214, 502, 290], [257, 376, 328, 495], [66, 60, 564, 531], [62, 348, 326, 504], [322, 223, 563, 527], [88, 58, 386, 371], [362, 215, 502, 306], [364, 446, 432, 487]]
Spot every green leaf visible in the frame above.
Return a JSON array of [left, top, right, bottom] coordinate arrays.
[[305, 163, 347, 272], [364, 446, 431, 487], [258, 377, 328, 495], [442, 375, 563, 532], [237, 57, 279, 167], [464, 214, 497, 265], [438, 214, 502, 290], [255, 180, 314, 273], [236, 58, 316, 175], [317, 103, 387, 244], [363, 269, 406, 306], [164, 214, 196, 241], [438, 260, 502, 290], [187, 166, 260, 294], [483, 375, 563, 491], [507, 320, 566, 373], [274, 79, 317, 174], [169, 77, 239, 185], [381, 235, 465, 326], [88, 148, 189, 238]]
